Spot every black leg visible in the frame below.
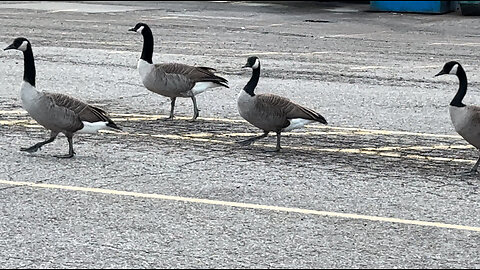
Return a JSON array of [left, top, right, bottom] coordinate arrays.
[[275, 132, 282, 151], [191, 96, 200, 120], [237, 131, 269, 146], [21, 131, 58, 153], [462, 155, 480, 175], [455, 153, 480, 176], [471, 155, 480, 172], [264, 132, 282, 152], [166, 97, 176, 120], [54, 134, 76, 159]]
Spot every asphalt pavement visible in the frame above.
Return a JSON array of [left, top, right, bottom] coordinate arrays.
[[0, 1, 480, 268]]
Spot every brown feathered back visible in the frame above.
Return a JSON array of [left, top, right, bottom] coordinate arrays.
[[47, 93, 119, 130], [157, 63, 228, 86], [256, 94, 327, 124]]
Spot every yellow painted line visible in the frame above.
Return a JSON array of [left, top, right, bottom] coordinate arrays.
[[362, 144, 474, 152], [0, 179, 479, 232], [0, 119, 33, 125], [214, 131, 353, 137], [260, 144, 474, 164], [0, 110, 27, 115], [0, 116, 474, 164], [0, 110, 462, 139], [310, 126, 461, 139], [108, 113, 463, 139], [103, 129, 479, 164]]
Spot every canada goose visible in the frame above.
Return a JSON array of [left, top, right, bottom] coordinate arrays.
[[128, 22, 229, 120], [237, 56, 327, 152], [4, 37, 121, 158], [435, 61, 480, 173]]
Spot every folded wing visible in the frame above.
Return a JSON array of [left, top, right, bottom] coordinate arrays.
[[46, 93, 119, 132], [157, 63, 229, 87], [256, 94, 327, 125]]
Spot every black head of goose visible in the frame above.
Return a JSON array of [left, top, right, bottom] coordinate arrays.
[[129, 22, 229, 120], [435, 61, 480, 173], [237, 56, 327, 152], [4, 37, 121, 158]]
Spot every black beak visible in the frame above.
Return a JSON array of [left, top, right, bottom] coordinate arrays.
[[4, 43, 15, 51], [128, 27, 136, 32], [242, 64, 250, 68], [434, 70, 446, 77]]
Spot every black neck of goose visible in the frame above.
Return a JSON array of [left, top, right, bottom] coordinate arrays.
[[450, 66, 467, 107], [244, 65, 260, 96], [140, 27, 154, 64], [23, 45, 36, 87]]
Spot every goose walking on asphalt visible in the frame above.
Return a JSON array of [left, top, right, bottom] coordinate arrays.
[[128, 22, 229, 120], [435, 61, 480, 173], [4, 37, 121, 158], [237, 56, 328, 152]]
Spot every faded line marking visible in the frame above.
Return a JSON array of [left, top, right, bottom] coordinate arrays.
[[100, 129, 476, 164], [0, 110, 462, 139], [1, 179, 479, 233], [108, 113, 463, 139], [0, 117, 474, 163]]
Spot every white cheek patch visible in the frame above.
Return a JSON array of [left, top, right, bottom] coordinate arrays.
[[136, 26, 144, 33], [449, 64, 458, 75], [18, 41, 28, 52], [252, 59, 259, 69]]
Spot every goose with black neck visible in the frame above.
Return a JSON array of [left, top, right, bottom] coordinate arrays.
[[435, 61, 480, 173], [128, 22, 229, 120], [237, 56, 328, 152], [4, 37, 121, 158]]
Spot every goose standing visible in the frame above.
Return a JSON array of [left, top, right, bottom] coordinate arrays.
[[237, 56, 328, 152], [435, 61, 480, 173], [128, 22, 229, 120], [4, 37, 121, 158]]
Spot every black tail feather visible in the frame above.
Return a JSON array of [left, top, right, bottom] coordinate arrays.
[[107, 120, 121, 130], [215, 81, 229, 88], [299, 106, 327, 125], [316, 115, 327, 125]]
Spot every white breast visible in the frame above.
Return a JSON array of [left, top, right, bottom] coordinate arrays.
[[450, 106, 470, 133], [137, 59, 154, 83], [237, 90, 256, 120], [20, 81, 42, 113]]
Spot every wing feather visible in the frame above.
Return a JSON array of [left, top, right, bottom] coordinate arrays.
[[46, 93, 119, 131], [256, 94, 327, 124], [156, 63, 228, 85]]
